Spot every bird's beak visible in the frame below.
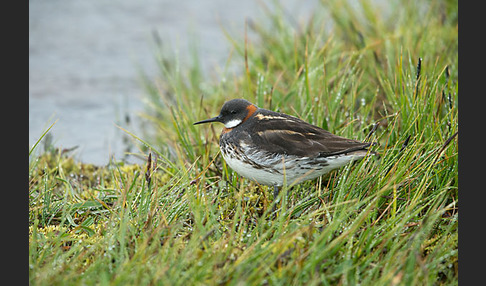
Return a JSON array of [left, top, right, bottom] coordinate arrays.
[[193, 115, 222, 125]]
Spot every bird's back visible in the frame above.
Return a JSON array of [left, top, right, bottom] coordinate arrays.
[[235, 108, 371, 158]]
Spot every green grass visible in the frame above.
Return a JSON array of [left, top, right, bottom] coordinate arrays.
[[29, 0, 457, 284]]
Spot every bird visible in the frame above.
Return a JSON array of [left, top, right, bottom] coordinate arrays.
[[194, 98, 374, 198]]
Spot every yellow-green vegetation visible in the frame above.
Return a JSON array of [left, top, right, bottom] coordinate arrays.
[[29, 0, 457, 284]]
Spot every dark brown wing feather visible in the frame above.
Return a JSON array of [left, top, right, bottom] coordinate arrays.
[[244, 109, 371, 157]]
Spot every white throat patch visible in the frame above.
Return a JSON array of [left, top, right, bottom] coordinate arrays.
[[224, 119, 242, 128]]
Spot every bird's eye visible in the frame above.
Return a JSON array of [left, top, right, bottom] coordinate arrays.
[[230, 110, 237, 114]]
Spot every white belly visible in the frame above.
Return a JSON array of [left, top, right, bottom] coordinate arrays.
[[222, 152, 284, 186], [221, 147, 364, 187]]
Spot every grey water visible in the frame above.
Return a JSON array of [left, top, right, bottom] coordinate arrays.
[[29, 0, 321, 165]]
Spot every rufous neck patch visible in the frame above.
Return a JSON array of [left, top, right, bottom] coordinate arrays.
[[222, 127, 233, 134], [243, 104, 257, 122]]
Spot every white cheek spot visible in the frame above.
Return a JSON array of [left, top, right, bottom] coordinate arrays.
[[224, 119, 242, 128]]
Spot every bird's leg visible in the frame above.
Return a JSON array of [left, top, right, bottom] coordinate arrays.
[[273, 184, 280, 200], [270, 184, 280, 216]]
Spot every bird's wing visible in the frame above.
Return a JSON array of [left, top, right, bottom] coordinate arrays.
[[247, 111, 371, 157]]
